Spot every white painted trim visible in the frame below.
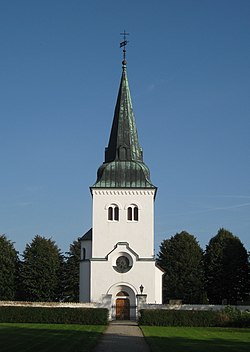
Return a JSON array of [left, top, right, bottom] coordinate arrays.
[[124, 202, 142, 210], [93, 189, 155, 196], [104, 202, 122, 210]]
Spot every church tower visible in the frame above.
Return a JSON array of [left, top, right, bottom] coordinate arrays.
[[80, 38, 163, 319]]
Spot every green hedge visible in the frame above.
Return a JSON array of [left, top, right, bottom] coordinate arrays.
[[139, 309, 223, 327], [223, 306, 250, 328], [0, 306, 108, 325], [139, 308, 250, 327]]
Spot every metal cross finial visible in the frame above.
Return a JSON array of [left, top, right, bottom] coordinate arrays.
[[120, 30, 129, 66]]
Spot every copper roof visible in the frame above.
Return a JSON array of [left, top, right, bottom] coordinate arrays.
[[92, 62, 155, 189]]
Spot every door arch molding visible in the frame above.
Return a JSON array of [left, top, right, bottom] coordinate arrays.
[[107, 283, 136, 320]]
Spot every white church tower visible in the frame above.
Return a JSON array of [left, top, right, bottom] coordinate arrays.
[[80, 38, 163, 319]]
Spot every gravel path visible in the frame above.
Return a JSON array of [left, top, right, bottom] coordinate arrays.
[[93, 320, 150, 352]]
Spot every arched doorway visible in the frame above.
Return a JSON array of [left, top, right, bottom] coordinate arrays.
[[116, 291, 130, 320], [107, 284, 137, 320]]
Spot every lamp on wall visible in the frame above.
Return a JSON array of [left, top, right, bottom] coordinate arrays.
[[139, 284, 144, 294]]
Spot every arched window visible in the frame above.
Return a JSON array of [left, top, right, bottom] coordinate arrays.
[[108, 207, 113, 220], [127, 207, 132, 221], [108, 204, 119, 221], [114, 206, 119, 220], [134, 206, 138, 221], [127, 205, 139, 221], [119, 146, 127, 160]]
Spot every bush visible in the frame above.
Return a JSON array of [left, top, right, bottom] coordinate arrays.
[[139, 309, 223, 327], [222, 306, 250, 328], [0, 306, 108, 325]]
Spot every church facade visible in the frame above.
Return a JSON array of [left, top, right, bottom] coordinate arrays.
[[79, 53, 163, 320]]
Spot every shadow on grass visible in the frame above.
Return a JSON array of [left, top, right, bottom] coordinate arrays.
[[145, 335, 250, 352], [0, 324, 104, 352], [92, 332, 149, 352]]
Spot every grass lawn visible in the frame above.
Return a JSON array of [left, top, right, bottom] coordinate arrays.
[[0, 323, 105, 352], [141, 326, 250, 352]]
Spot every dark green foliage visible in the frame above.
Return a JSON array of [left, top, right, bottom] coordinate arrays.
[[157, 231, 205, 304], [139, 309, 223, 327], [62, 239, 81, 302], [204, 228, 250, 305], [139, 308, 250, 327], [0, 306, 108, 325], [20, 235, 64, 302], [222, 306, 250, 328], [0, 235, 19, 300]]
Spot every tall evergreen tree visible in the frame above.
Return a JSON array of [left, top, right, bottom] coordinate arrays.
[[20, 235, 63, 302], [0, 234, 19, 300], [204, 228, 250, 304], [62, 238, 81, 302], [157, 231, 205, 304]]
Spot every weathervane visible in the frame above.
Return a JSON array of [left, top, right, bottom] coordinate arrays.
[[120, 30, 129, 65]]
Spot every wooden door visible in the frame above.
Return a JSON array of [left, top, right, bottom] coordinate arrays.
[[116, 298, 130, 320]]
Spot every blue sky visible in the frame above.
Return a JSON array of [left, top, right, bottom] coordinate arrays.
[[1, 0, 249, 255]]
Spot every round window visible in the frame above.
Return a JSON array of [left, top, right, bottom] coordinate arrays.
[[114, 255, 131, 273]]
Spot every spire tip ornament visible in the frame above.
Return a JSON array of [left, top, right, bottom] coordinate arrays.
[[120, 30, 129, 67]]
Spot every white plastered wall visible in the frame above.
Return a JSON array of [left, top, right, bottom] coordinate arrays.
[[80, 187, 163, 305], [92, 189, 155, 259], [90, 241, 162, 304], [90, 259, 161, 304]]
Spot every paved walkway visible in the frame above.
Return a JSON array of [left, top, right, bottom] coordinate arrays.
[[93, 320, 150, 352]]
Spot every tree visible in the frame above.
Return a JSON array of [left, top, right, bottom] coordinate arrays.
[[20, 235, 63, 302], [0, 234, 19, 300], [62, 238, 81, 302], [157, 231, 205, 304], [204, 228, 250, 305]]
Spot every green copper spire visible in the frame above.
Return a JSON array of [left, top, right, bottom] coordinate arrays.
[[105, 63, 143, 163], [92, 40, 155, 189]]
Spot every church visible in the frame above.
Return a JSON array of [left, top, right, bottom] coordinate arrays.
[[79, 39, 163, 320]]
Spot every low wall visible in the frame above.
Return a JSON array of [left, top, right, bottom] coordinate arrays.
[[0, 301, 98, 308], [144, 303, 250, 312], [1, 301, 249, 315]]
